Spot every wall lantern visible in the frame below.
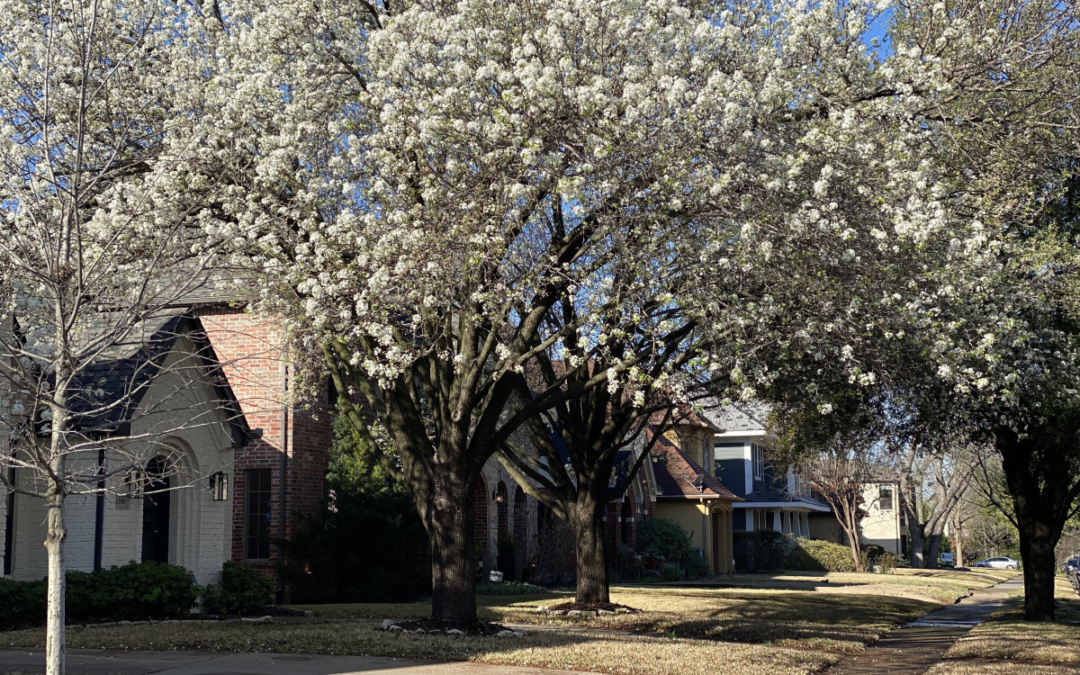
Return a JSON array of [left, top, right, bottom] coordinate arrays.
[[492, 490, 504, 503], [123, 469, 147, 499], [209, 472, 229, 501]]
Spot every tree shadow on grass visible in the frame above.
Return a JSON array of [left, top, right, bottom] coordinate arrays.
[[589, 591, 937, 651]]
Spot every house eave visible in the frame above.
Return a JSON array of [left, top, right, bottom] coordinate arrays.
[[733, 501, 832, 512]]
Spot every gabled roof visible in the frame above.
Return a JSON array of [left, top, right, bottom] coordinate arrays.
[[648, 405, 723, 432], [650, 434, 740, 501], [64, 314, 253, 449], [699, 400, 770, 435]]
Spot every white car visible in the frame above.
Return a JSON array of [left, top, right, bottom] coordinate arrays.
[[973, 556, 1019, 569]]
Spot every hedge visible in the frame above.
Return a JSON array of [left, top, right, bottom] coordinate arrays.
[[733, 532, 860, 573], [733, 530, 791, 572], [0, 561, 199, 627], [201, 561, 274, 615], [786, 538, 858, 572]]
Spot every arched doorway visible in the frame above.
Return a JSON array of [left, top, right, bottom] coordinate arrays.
[[141, 457, 171, 564]]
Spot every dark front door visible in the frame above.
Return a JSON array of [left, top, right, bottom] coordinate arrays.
[[141, 459, 170, 563]]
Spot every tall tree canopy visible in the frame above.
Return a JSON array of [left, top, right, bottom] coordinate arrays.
[[190, 0, 1080, 623]]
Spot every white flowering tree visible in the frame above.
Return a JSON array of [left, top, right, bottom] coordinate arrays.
[[201, 0, 743, 624], [728, 0, 1080, 619], [196, 0, 1080, 622], [0, 1, 235, 672]]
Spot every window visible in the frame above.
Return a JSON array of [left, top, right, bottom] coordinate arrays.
[[751, 444, 765, 481], [244, 469, 273, 560], [879, 484, 894, 511], [327, 376, 338, 410]]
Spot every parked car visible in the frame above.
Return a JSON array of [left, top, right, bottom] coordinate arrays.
[[1064, 557, 1078, 575], [972, 556, 1019, 569]]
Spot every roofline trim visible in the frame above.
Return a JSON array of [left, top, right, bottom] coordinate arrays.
[[734, 501, 832, 512]]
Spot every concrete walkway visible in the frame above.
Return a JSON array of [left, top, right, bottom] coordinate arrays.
[[0, 650, 587, 675], [823, 575, 1025, 675]]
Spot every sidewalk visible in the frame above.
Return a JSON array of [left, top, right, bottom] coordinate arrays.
[[823, 574, 1025, 675], [0, 650, 587, 675]]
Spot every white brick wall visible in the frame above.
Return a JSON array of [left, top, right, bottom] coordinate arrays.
[[5, 333, 238, 587]]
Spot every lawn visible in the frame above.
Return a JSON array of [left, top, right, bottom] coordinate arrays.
[[2, 621, 836, 675], [944, 577, 1080, 665], [659, 568, 1019, 604], [0, 568, 1003, 675], [927, 664, 1080, 675]]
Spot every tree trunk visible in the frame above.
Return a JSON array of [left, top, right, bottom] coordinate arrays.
[[569, 499, 609, 604], [926, 533, 942, 569], [45, 490, 65, 675], [909, 521, 927, 568], [899, 473, 926, 568], [953, 511, 964, 567], [428, 478, 477, 624], [1017, 518, 1057, 621], [996, 421, 1080, 622], [847, 536, 863, 573]]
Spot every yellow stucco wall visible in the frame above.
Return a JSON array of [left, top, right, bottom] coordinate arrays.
[[653, 501, 734, 574]]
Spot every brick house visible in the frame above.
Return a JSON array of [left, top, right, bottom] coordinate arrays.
[[195, 305, 541, 594], [1, 305, 541, 597]]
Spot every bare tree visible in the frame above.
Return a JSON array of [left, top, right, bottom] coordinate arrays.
[[798, 450, 877, 572], [0, 2, 235, 673], [892, 443, 974, 568]]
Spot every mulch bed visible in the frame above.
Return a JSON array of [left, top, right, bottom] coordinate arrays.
[[547, 601, 641, 613], [391, 618, 514, 636]]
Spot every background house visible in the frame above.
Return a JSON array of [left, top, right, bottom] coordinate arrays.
[[857, 481, 903, 555], [707, 405, 832, 536], [643, 409, 740, 574], [2, 304, 540, 597]]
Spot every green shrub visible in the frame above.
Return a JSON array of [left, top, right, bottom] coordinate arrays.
[[733, 530, 792, 572], [497, 534, 518, 556], [0, 577, 47, 624], [660, 562, 685, 582], [281, 410, 430, 603], [786, 538, 857, 572], [475, 581, 548, 595], [0, 561, 198, 627], [683, 554, 712, 579], [201, 562, 274, 615], [637, 518, 695, 566], [92, 561, 200, 618]]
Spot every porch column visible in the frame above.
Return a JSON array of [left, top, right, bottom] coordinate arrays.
[[772, 509, 781, 532]]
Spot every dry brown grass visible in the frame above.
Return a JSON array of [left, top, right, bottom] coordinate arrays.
[[945, 578, 1080, 664], [0, 621, 836, 675], [500, 587, 935, 652], [295, 585, 938, 653], [666, 569, 1020, 604], [927, 662, 1080, 675], [0, 568, 1013, 675]]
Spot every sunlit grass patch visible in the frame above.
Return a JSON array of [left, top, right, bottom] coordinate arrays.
[[945, 579, 1080, 664]]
